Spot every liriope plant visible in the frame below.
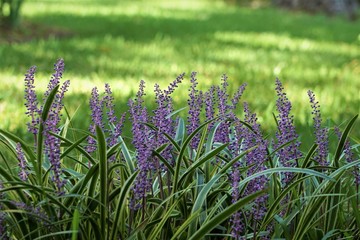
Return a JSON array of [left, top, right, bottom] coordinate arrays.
[[0, 59, 358, 240]]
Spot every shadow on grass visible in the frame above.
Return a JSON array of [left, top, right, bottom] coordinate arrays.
[[0, 4, 359, 142], [1, 6, 359, 75]]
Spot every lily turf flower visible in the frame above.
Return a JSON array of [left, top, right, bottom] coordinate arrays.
[[86, 87, 104, 154], [153, 73, 184, 164], [274, 78, 302, 185], [43, 60, 70, 195], [230, 102, 269, 239], [204, 86, 216, 130], [214, 74, 231, 145], [187, 72, 203, 151], [24, 66, 40, 140], [308, 90, 328, 166], [103, 83, 126, 149], [129, 80, 153, 210]]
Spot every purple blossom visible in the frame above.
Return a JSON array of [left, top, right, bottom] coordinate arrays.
[[230, 83, 247, 113], [163, 72, 184, 96], [110, 112, 126, 148], [214, 74, 231, 144], [241, 103, 268, 220], [308, 90, 328, 166], [104, 83, 117, 125], [229, 149, 244, 239], [204, 86, 216, 129], [16, 143, 28, 181], [11, 201, 49, 227], [187, 72, 203, 150], [230, 211, 244, 239], [153, 83, 174, 141], [129, 81, 154, 209], [230, 103, 269, 238], [103, 83, 126, 149], [154, 74, 184, 164], [274, 78, 302, 185], [43, 76, 70, 195], [24, 66, 40, 137], [217, 74, 229, 119], [86, 87, 104, 153], [44, 59, 65, 100]]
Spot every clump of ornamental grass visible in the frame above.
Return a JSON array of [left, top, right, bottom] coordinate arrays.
[[0, 59, 359, 239]]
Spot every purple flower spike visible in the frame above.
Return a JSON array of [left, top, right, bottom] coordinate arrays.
[[104, 83, 117, 125], [308, 90, 328, 166], [103, 83, 126, 149], [43, 64, 70, 195], [154, 74, 184, 163], [24, 66, 40, 137], [204, 86, 216, 129], [44, 58, 65, 99], [16, 143, 28, 181], [164, 72, 185, 96], [242, 103, 268, 218], [231, 83, 247, 112], [274, 78, 302, 185], [129, 81, 154, 209], [187, 72, 203, 150], [214, 74, 231, 145], [86, 87, 104, 153]]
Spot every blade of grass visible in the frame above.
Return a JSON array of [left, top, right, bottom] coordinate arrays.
[[110, 170, 139, 240], [71, 209, 80, 240], [96, 125, 108, 240], [189, 189, 266, 240]]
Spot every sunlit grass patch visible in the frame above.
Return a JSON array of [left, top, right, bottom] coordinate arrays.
[[0, 0, 359, 141]]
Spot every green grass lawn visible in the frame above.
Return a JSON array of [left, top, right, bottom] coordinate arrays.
[[0, 0, 359, 147]]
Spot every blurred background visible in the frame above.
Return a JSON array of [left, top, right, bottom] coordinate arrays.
[[0, 0, 359, 147]]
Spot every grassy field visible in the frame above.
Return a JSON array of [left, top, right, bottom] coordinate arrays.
[[0, 0, 359, 147]]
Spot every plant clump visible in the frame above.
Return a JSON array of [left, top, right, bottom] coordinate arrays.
[[0, 59, 359, 239]]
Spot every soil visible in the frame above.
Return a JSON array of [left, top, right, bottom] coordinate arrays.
[[0, 21, 73, 44]]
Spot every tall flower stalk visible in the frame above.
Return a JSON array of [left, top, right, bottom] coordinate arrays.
[[24, 66, 40, 144], [187, 72, 203, 151], [308, 90, 328, 167], [274, 78, 302, 185], [230, 102, 269, 239], [129, 80, 153, 210], [42, 59, 70, 195], [23, 58, 70, 195]]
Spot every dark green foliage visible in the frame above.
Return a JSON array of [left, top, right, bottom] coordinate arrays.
[[0, 0, 23, 28]]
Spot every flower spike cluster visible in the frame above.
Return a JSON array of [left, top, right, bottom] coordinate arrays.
[[43, 60, 70, 195], [23, 58, 70, 195], [16, 60, 357, 240], [24, 66, 40, 139]]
